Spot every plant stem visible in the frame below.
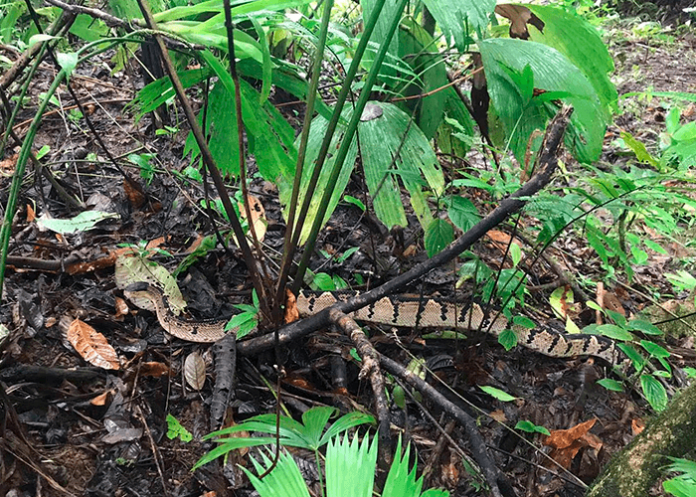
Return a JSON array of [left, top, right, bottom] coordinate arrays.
[[291, 0, 410, 294]]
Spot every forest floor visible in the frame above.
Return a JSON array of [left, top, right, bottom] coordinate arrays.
[[1, 13, 695, 497]]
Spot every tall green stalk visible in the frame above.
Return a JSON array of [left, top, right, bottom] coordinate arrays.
[[0, 67, 67, 297], [291, 0, 410, 294], [275, 0, 335, 304]]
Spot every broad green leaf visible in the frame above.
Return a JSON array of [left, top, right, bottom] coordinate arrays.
[[424, 219, 454, 257], [69, 14, 109, 42], [617, 343, 647, 369], [640, 340, 670, 358], [479, 385, 516, 402], [421, 0, 496, 49], [597, 378, 624, 392], [37, 210, 119, 234], [663, 478, 696, 497], [282, 102, 444, 244], [498, 329, 517, 351], [509, 242, 522, 267], [447, 196, 480, 232], [187, 51, 297, 182], [397, 18, 450, 139], [166, 414, 193, 442], [640, 374, 668, 412], [478, 38, 608, 164], [595, 324, 634, 342], [56, 52, 78, 79], [245, 450, 311, 497], [620, 131, 659, 167], [326, 434, 378, 497], [515, 420, 550, 436], [512, 316, 535, 329], [526, 4, 618, 113]]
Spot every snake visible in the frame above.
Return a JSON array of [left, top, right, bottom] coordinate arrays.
[[124, 283, 630, 368]]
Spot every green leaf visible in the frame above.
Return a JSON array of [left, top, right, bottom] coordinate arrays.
[[597, 378, 624, 392], [358, 102, 445, 231], [512, 316, 535, 329], [56, 52, 78, 79], [382, 437, 424, 497], [509, 242, 522, 267], [526, 5, 618, 113], [166, 414, 193, 443], [479, 385, 516, 402], [312, 272, 337, 291], [326, 434, 378, 497], [478, 38, 609, 164], [595, 324, 634, 342], [424, 219, 454, 257], [663, 478, 696, 497], [344, 195, 366, 211], [244, 449, 311, 497], [620, 131, 659, 167], [640, 374, 668, 412], [683, 367, 696, 379], [498, 329, 518, 351], [447, 196, 480, 232], [36, 210, 119, 234], [640, 340, 670, 358], [617, 343, 647, 369], [421, 0, 496, 49], [515, 420, 550, 436]]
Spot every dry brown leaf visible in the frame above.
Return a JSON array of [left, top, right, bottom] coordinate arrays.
[[489, 409, 507, 423], [114, 296, 129, 319], [603, 292, 626, 316], [0, 153, 17, 172], [139, 361, 172, 378], [45, 316, 57, 328], [632, 418, 645, 435], [184, 352, 206, 390], [26, 203, 35, 223], [494, 4, 545, 40], [91, 391, 110, 406], [544, 418, 597, 450], [67, 318, 120, 370], [124, 177, 146, 208], [284, 289, 300, 324], [240, 194, 267, 242], [402, 244, 418, 258]]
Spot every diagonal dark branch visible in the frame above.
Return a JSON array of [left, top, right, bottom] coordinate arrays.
[[237, 106, 574, 356]]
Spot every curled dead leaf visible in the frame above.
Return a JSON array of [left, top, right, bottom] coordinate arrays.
[[67, 318, 120, 370]]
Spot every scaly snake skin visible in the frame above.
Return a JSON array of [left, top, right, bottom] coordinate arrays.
[[125, 283, 629, 368]]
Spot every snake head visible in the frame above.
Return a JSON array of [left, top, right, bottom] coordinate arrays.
[[124, 282, 151, 293]]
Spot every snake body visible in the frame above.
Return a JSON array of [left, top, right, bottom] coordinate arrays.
[[125, 283, 628, 368]]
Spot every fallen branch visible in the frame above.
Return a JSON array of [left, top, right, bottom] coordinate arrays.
[[379, 354, 515, 497], [237, 106, 574, 356]]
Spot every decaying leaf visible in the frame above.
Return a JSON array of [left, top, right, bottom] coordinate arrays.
[[139, 361, 172, 378], [495, 4, 545, 40], [239, 194, 267, 243], [115, 251, 186, 314], [91, 391, 111, 406], [284, 289, 300, 324], [184, 351, 206, 390], [543, 418, 600, 469], [114, 296, 129, 319], [67, 318, 120, 370], [124, 176, 146, 208]]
